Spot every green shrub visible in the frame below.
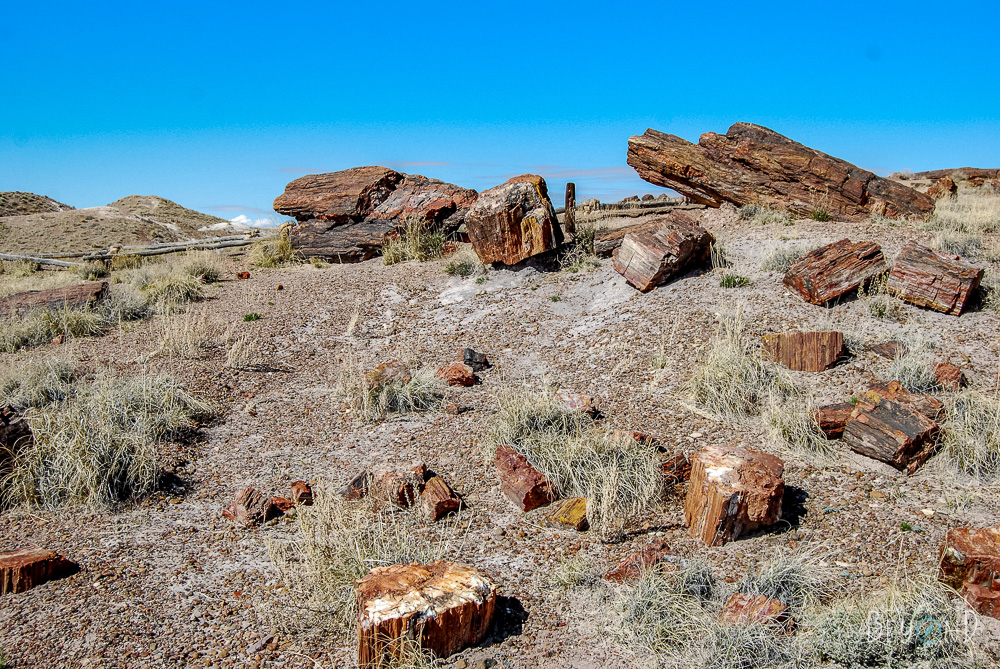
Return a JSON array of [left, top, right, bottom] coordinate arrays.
[[243, 312, 262, 322], [719, 273, 750, 288], [811, 209, 831, 222]]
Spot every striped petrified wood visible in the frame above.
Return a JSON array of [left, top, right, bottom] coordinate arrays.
[[684, 445, 784, 546], [0, 281, 108, 316], [783, 239, 886, 305], [1, 548, 78, 595], [611, 219, 714, 292], [886, 241, 984, 315], [356, 561, 496, 666], [813, 403, 855, 439], [842, 393, 940, 474], [593, 210, 700, 257], [761, 331, 847, 372], [939, 525, 1000, 618]]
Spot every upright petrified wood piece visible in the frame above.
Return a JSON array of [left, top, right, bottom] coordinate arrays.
[[761, 331, 847, 372]]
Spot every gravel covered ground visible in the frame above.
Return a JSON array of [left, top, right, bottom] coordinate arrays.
[[2, 207, 999, 668]]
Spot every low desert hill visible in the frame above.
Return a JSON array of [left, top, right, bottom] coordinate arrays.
[[0, 191, 74, 217], [0, 194, 231, 254]]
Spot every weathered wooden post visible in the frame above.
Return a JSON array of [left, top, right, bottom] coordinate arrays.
[[564, 182, 576, 234]]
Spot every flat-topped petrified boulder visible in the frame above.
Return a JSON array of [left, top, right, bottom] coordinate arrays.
[[761, 331, 847, 372], [886, 241, 984, 315], [684, 445, 784, 546], [593, 210, 700, 257], [356, 561, 496, 665], [368, 174, 477, 227], [274, 166, 404, 222], [783, 239, 887, 305], [842, 394, 940, 473], [627, 123, 934, 221], [0, 281, 108, 317], [1, 548, 79, 595], [611, 219, 714, 292], [465, 175, 562, 265], [939, 525, 1000, 618]]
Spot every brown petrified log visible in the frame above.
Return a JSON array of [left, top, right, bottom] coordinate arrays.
[[761, 331, 847, 372], [783, 239, 887, 305], [886, 241, 984, 315]]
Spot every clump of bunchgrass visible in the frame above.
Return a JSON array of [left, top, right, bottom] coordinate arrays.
[[179, 250, 224, 283], [931, 231, 982, 258], [738, 204, 792, 226], [616, 568, 715, 658], [73, 260, 109, 280], [382, 217, 447, 265], [811, 209, 831, 222], [549, 555, 595, 590], [337, 357, 445, 422], [224, 332, 264, 370], [0, 304, 113, 353], [250, 232, 297, 268], [0, 356, 76, 411], [688, 309, 798, 418], [110, 254, 143, 271], [764, 395, 835, 459], [760, 242, 818, 273], [922, 187, 1000, 235], [858, 274, 906, 321], [939, 390, 1000, 482], [558, 224, 601, 273], [736, 552, 837, 613], [2, 372, 210, 508], [444, 245, 486, 277], [0, 260, 39, 277], [884, 345, 938, 393]]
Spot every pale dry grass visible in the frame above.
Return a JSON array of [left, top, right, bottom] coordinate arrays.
[[924, 188, 1000, 235], [738, 204, 793, 226], [0, 356, 76, 411], [558, 224, 601, 273], [251, 232, 296, 268], [764, 395, 836, 460], [336, 355, 445, 422], [760, 241, 819, 273], [940, 390, 1000, 482], [443, 245, 486, 277], [382, 218, 447, 265]]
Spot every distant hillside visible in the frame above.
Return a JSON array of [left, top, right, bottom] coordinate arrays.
[[0, 191, 74, 217], [0, 194, 233, 254]]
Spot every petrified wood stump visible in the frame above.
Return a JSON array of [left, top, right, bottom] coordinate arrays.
[[761, 331, 847, 372], [684, 445, 784, 546], [939, 525, 1000, 618], [495, 445, 558, 512], [356, 561, 496, 665], [465, 174, 562, 266], [0, 281, 108, 317], [1, 548, 79, 595], [886, 241, 984, 315], [842, 395, 940, 473], [420, 475, 463, 521], [783, 239, 887, 305], [611, 219, 714, 292]]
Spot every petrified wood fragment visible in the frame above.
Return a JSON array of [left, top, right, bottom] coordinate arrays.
[[545, 497, 589, 531], [0, 281, 108, 317], [611, 220, 714, 292], [842, 395, 940, 473], [0, 548, 79, 595], [761, 331, 847, 372], [604, 539, 673, 583], [420, 475, 463, 521], [939, 525, 1000, 618], [495, 445, 557, 512], [813, 403, 855, 439], [465, 175, 562, 266], [886, 241, 984, 315], [783, 239, 887, 305], [593, 210, 700, 257]]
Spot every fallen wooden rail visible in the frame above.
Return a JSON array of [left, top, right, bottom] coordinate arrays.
[[1, 233, 273, 265], [0, 253, 82, 268]]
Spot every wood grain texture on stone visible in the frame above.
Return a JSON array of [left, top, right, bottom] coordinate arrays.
[[868, 340, 907, 360], [222, 487, 281, 527], [367, 175, 477, 228], [912, 168, 1000, 181], [494, 445, 557, 512], [761, 331, 847, 372], [684, 445, 784, 546], [273, 166, 404, 222], [935, 363, 967, 390], [627, 123, 934, 221], [0, 281, 108, 316], [865, 381, 944, 422], [720, 593, 793, 633], [662, 453, 692, 486], [1, 548, 79, 595], [545, 497, 589, 531], [813, 403, 855, 439], [420, 475, 463, 521], [611, 219, 714, 292], [604, 539, 673, 583], [464, 175, 562, 266], [926, 176, 958, 201], [783, 239, 887, 305], [356, 561, 496, 665], [886, 241, 984, 315], [842, 395, 940, 473], [938, 526, 1000, 619], [287, 218, 396, 263], [372, 465, 428, 509], [592, 210, 699, 257]]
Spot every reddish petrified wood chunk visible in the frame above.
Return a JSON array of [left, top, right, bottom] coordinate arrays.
[[420, 475, 463, 521], [356, 561, 496, 666], [926, 176, 958, 201], [270, 496, 295, 513], [222, 487, 282, 526], [720, 593, 793, 633], [290, 480, 313, 506], [935, 363, 967, 390], [866, 381, 944, 422], [684, 445, 784, 546], [337, 470, 370, 500], [611, 219, 714, 292], [886, 241, 984, 315], [465, 174, 562, 266], [0, 281, 108, 316], [0, 548, 79, 595], [783, 239, 887, 305], [868, 340, 907, 360], [372, 465, 428, 509], [494, 445, 557, 511], [761, 331, 847, 372], [604, 539, 674, 583], [662, 453, 692, 485], [436, 361, 476, 387], [556, 390, 599, 417], [939, 525, 1000, 619], [842, 395, 940, 474], [593, 210, 700, 257], [813, 403, 855, 439]]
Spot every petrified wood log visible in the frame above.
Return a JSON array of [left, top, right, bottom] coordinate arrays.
[[611, 219, 714, 292], [813, 403, 855, 439], [783, 239, 887, 305], [494, 445, 557, 512], [356, 561, 496, 665], [926, 176, 958, 201], [222, 487, 282, 526], [367, 175, 477, 229], [273, 166, 404, 222], [886, 241, 984, 315], [1, 548, 79, 595], [935, 363, 967, 390], [0, 281, 108, 317], [372, 464, 428, 509], [912, 168, 1000, 181], [627, 123, 934, 221], [435, 362, 476, 387], [465, 175, 562, 266], [761, 331, 847, 372], [684, 445, 784, 546], [939, 525, 1000, 618], [287, 218, 396, 263], [604, 539, 674, 583], [545, 497, 589, 531], [865, 381, 944, 422], [842, 395, 940, 473], [564, 182, 576, 234], [868, 340, 907, 360], [593, 210, 700, 257], [420, 475, 463, 521]]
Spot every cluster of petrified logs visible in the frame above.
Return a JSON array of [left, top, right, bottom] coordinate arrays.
[[783, 238, 984, 315], [627, 122, 935, 221]]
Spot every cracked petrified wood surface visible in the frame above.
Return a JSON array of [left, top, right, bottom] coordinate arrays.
[[761, 331, 847, 372], [627, 123, 934, 221], [842, 395, 940, 474], [611, 219, 713, 292], [783, 239, 887, 305], [1, 548, 78, 596], [886, 241, 984, 315], [0, 281, 108, 316], [464, 175, 562, 266]]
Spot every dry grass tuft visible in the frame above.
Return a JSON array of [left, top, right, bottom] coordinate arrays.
[[931, 231, 982, 258], [443, 245, 486, 277], [251, 232, 297, 268], [940, 390, 1000, 482], [881, 336, 938, 393], [739, 204, 793, 226], [760, 242, 818, 273], [764, 395, 835, 459], [337, 357, 445, 422], [0, 259, 39, 277], [382, 218, 447, 265], [858, 273, 906, 321], [558, 225, 601, 273], [0, 356, 76, 411], [179, 250, 225, 283], [73, 260, 109, 280], [224, 332, 264, 370], [2, 371, 209, 508], [923, 188, 1000, 235]]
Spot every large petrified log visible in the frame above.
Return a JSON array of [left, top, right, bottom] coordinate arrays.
[[465, 175, 562, 265], [356, 561, 496, 665], [1, 548, 79, 595], [886, 241, 984, 315], [495, 445, 558, 512], [274, 167, 478, 262], [593, 210, 700, 257], [627, 123, 934, 221], [684, 445, 784, 546], [0, 281, 108, 317], [841, 395, 940, 473], [761, 331, 847, 372], [611, 219, 714, 292], [939, 525, 1000, 618], [783, 239, 887, 305], [912, 168, 1000, 181]]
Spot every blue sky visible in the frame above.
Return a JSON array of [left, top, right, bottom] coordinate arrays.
[[2, 1, 998, 222]]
